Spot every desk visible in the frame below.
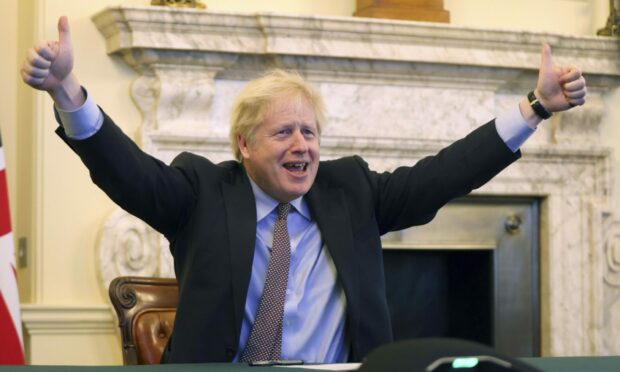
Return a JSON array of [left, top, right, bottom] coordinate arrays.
[[524, 356, 620, 371], [3, 357, 620, 372]]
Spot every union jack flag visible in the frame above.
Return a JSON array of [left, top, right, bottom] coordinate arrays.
[[0, 129, 24, 364]]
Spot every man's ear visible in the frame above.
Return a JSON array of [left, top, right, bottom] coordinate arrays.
[[237, 134, 250, 159]]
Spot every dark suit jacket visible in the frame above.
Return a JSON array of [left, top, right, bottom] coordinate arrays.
[[58, 111, 519, 363]]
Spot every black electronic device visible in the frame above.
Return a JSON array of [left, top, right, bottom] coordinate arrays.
[[359, 338, 542, 372]]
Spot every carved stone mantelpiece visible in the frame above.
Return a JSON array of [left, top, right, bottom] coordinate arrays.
[[92, 6, 620, 356]]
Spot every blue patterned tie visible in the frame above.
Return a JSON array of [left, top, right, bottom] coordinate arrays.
[[241, 203, 291, 362]]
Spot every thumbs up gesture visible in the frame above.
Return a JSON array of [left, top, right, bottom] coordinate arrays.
[[21, 16, 83, 110], [534, 43, 586, 113]]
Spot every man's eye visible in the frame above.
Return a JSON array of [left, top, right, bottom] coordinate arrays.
[[302, 129, 315, 138], [276, 129, 292, 136]]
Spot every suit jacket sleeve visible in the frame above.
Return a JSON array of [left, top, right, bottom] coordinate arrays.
[[372, 119, 520, 233], [55, 109, 198, 239], [318, 119, 520, 236]]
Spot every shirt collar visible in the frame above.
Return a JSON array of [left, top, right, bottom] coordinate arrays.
[[248, 178, 312, 222]]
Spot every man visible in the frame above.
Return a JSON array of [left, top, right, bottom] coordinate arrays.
[[21, 16, 586, 364]]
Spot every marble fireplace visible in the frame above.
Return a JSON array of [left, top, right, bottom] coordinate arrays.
[[91, 6, 620, 356]]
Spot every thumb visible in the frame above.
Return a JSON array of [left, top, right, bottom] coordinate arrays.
[[539, 42, 554, 75], [57, 16, 72, 50]]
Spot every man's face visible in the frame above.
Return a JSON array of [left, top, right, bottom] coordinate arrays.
[[238, 96, 320, 202]]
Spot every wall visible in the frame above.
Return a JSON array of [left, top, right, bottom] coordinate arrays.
[[446, 0, 609, 35], [0, 0, 18, 236], [2, 0, 617, 365]]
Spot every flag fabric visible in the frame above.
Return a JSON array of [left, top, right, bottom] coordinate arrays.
[[0, 129, 25, 365]]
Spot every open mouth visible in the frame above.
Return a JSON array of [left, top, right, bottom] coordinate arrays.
[[283, 162, 308, 172]]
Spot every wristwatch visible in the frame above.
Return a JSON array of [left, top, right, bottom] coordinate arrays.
[[527, 91, 552, 120]]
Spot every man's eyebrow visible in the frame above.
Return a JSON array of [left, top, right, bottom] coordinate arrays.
[[276, 121, 315, 128]]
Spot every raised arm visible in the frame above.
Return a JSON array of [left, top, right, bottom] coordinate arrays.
[[21, 16, 84, 111], [19, 16, 199, 239], [374, 43, 587, 233]]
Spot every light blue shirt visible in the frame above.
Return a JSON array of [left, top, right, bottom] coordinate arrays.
[[56, 90, 536, 363], [233, 180, 348, 363]]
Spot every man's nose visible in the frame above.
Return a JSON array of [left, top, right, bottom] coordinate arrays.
[[290, 130, 308, 153]]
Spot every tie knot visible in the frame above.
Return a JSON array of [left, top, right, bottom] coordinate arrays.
[[277, 203, 291, 220]]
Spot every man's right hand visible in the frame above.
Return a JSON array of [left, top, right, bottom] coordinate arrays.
[[21, 16, 84, 110]]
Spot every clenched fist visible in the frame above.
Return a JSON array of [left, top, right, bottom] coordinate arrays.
[[535, 43, 587, 112]]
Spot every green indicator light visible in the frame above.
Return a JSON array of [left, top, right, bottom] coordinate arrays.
[[452, 357, 479, 369]]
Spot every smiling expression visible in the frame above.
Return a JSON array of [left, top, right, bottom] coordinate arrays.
[[237, 95, 320, 202]]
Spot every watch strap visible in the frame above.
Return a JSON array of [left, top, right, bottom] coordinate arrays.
[[527, 91, 552, 120]]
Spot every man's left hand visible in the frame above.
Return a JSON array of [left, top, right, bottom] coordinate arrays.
[[535, 42, 587, 113]]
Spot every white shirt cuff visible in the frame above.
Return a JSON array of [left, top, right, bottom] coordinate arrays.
[[55, 89, 103, 140], [495, 105, 536, 153]]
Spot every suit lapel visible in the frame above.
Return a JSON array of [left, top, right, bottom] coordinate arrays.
[[306, 180, 360, 346], [222, 168, 257, 339]]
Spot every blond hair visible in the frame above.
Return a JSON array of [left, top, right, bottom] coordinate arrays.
[[229, 69, 326, 161]]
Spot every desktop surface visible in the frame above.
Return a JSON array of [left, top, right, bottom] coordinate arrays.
[[2, 356, 620, 372]]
